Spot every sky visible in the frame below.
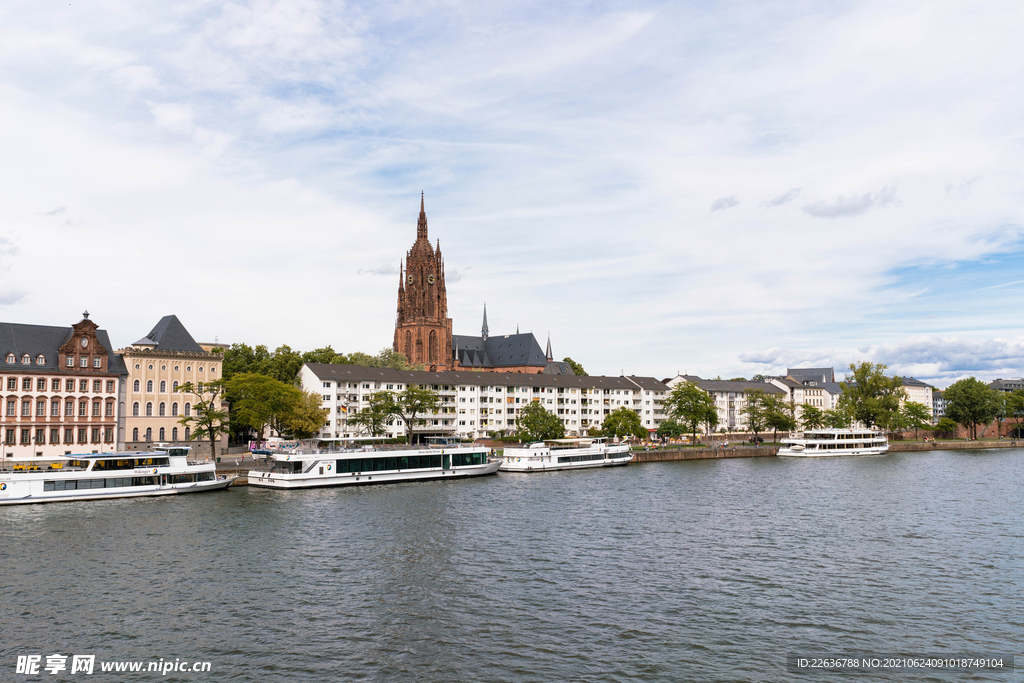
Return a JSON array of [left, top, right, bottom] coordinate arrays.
[[0, 0, 1022, 388]]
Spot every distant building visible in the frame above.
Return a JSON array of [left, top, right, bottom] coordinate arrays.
[[391, 195, 571, 374], [119, 315, 227, 455], [786, 367, 844, 410], [664, 374, 786, 433], [301, 364, 667, 440], [989, 378, 1024, 393], [898, 377, 934, 418], [1, 312, 127, 458], [932, 390, 947, 423]]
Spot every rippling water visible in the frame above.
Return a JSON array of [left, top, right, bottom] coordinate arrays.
[[2, 450, 1021, 681]]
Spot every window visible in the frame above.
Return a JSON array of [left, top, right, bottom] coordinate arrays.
[[159, 427, 165, 441], [22, 377, 31, 391], [148, 364, 154, 370], [323, 382, 331, 388], [104, 427, 113, 443], [172, 381, 179, 391], [199, 366, 204, 373], [77, 427, 87, 443], [172, 427, 178, 441], [64, 427, 73, 443], [93, 357, 101, 368], [80, 357, 87, 368], [134, 379, 140, 391], [65, 400, 74, 416], [51, 400, 60, 416], [146, 402, 153, 417], [145, 427, 152, 441], [197, 382, 204, 394], [5, 353, 14, 363], [105, 401, 113, 417], [135, 364, 140, 370], [21, 354, 30, 364], [184, 403, 191, 417], [50, 428, 60, 444], [22, 400, 31, 416], [92, 401, 100, 417], [186, 366, 191, 372], [161, 365, 167, 371], [171, 403, 178, 416], [66, 379, 74, 392], [66, 356, 74, 367], [36, 400, 45, 416], [91, 427, 100, 443], [106, 380, 114, 393], [93, 380, 102, 392], [174, 365, 179, 371], [210, 367, 216, 376], [160, 380, 166, 392], [147, 380, 153, 392], [51, 379, 60, 391], [132, 427, 139, 441], [21, 427, 30, 443], [80, 380, 88, 392], [4, 427, 13, 444], [184, 427, 190, 440], [132, 402, 140, 416], [6, 378, 13, 390], [159, 402, 165, 416], [79, 400, 87, 417], [37, 378, 46, 391]]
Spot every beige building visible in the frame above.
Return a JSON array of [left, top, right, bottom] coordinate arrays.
[[119, 315, 227, 456]]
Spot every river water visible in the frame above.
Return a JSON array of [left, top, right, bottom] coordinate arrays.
[[2, 449, 1021, 682]]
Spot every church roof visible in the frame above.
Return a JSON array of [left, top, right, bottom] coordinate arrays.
[[132, 315, 204, 352], [452, 332, 550, 369]]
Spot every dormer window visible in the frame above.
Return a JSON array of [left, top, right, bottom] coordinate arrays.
[[35, 355, 45, 365], [5, 353, 14, 363], [21, 354, 30, 364]]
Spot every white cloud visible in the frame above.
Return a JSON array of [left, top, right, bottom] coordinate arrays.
[[760, 188, 800, 207], [358, 264, 399, 276], [710, 195, 739, 212], [803, 185, 898, 218]]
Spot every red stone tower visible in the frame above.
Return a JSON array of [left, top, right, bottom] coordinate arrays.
[[393, 194, 453, 370]]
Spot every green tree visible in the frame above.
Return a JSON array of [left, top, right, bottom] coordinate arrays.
[[656, 418, 686, 440], [563, 357, 587, 376], [934, 416, 958, 438], [175, 380, 230, 458], [944, 377, 1002, 439], [259, 345, 305, 384], [345, 391, 397, 437], [799, 404, 826, 430], [226, 373, 304, 443], [823, 408, 852, 428], [516, 401, 565, 441], [301, 346, 348, 365], [223, 343, 271, 381], [837, 362, 907, 429], [602, 407, 647, 440], [742, 389, 769, 441], [901, 401, 932, 441], [1006, 390, 1024, 438], [392, 385, 441, 444], [279, 390, 330, 440], [664, 382, 717, 445], [764, 395, 797, 443]]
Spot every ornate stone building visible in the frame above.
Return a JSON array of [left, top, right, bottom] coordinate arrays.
[[392, 195, 572, 375]]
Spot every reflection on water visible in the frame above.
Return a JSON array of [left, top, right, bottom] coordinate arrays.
[[2, 450, 1021, 681]]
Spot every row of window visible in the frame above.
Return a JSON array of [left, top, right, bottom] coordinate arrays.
[[132, 379, 204, 393], [2, 353, 101, 367], [321, 381, 662, 397], [131, 401, 190, 417], [43, 476, 158, 491], [130, 426, 189, 442], [132, 362, 215, 374], [5, 378, 115, 393], [4, 427, 113, 445], [5, 398, 114, 418]]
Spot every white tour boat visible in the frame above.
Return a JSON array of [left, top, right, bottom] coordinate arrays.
[[499, 438, 633, 472], [0, 445, 236, 505], [247, 443, 499, 489], [777, 428, 889, 457]]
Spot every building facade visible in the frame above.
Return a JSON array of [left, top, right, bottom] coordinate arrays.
[[1, 312, 127, 459], [665, 375, 787, 433], [119, 315, 227, 455], [898, 377, 934, 418], [301, 364, 667, 440]]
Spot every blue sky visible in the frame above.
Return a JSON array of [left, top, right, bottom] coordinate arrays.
[[0, 0, 1022, 387]]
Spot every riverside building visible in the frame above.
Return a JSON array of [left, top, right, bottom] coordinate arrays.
[[300, 364, 667, 441], [119, 315, 227, 455], [1, 312, 127, 459]]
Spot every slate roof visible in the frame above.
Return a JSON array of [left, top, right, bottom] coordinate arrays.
[[452, 332, 554, 370], [132, 315, 204, 353], [688, 378, 786, 395], [899, 376, 934, 388], [304, 363, 665, 391], [989, 378, 1024, 392], [0, 322, 126, 375], [787, 367, 836, 383]]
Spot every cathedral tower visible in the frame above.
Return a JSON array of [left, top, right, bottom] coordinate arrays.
[[393, 194, 453, 370]]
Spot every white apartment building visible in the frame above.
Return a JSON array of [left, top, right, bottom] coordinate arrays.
[[300, 364, 667, 440], [664, 375, 787, 433]]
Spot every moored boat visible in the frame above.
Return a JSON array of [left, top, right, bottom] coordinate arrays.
[[777, 429, 889, 457], [0, 445, 235, 505], [499, 438, 633, 472], [247, 442, 498, 489]]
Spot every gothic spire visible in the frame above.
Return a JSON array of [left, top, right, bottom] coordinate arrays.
[[417, 191, 428, 239], [481, 303, 489, 340], [545, 333, 553, 361]]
